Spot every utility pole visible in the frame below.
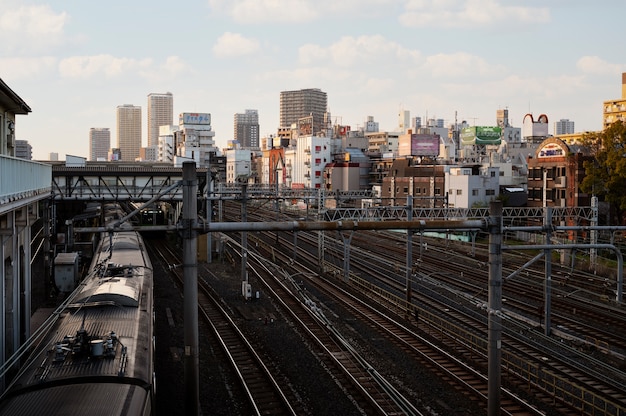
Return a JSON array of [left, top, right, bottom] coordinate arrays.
[[182, 162, 200, 415], [488, 201, 502, 416]]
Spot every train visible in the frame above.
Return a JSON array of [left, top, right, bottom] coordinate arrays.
[[0, 203, 155, 415], [129, 201, 167, 227]]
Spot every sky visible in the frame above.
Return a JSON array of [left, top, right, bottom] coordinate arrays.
[[1, 0, 625, 161]]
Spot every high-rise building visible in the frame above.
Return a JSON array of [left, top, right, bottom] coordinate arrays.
[[398, 110, 410, 133], [89, 127, 111, 161], [147, 92, 173, 148], [116, 104, 142, 162], [603, 72, 626, 129], [279, 88, 327, 135], [234, 109, 260, 149], [554, 119, 575, 135]]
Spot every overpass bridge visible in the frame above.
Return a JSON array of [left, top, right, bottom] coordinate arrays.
[[50, 162, 598, 225]]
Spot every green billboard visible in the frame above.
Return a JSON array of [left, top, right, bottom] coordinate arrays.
[[460, 126, 502, 145]]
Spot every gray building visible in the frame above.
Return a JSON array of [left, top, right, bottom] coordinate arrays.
[[554, 119, 575, 135], [14, 139, 32, 160], [234, 109, 260, 149], [147, 92, 173, 148], [89, 127, 111, 161], [279, 88, 327, 135]]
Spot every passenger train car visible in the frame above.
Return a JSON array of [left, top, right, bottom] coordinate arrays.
[[0, 203, 154, 416]]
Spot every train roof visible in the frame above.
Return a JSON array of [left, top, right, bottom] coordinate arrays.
[[0, 383, 149, 416], [0, 225, 154, 415]]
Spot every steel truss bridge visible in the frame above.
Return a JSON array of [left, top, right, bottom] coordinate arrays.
[[51, 165, 597, 224]]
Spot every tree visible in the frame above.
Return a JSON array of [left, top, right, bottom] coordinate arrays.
[[580, 120, 626, 224]]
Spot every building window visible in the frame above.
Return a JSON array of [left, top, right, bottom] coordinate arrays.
[[491, 171, 496, 177], [456, 189, 462, 195], [403, 187, 409, 193], [472, 189, 479, 196], [315, 171, 321, 177], [434, 188, 441, 195], [486, 189, 495, 196]]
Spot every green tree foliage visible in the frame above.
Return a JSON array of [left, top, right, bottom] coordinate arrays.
[[580, 120, 626, 224]]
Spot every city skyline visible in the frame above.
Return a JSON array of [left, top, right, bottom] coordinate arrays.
[[1, 0, 625, 160]]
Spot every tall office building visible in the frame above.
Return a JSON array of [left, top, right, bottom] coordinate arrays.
[[89, 127, 111, 161], [147, 92, 173, 148], [234, 109, 260, 149], [116, 104, 142, 162], [279, 88, 327, 135], [554, 119, 575, 135]]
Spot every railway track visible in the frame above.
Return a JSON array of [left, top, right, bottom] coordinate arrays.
[[247, 231, 547, 415], [149, 239, 301, 416], [219, 202, 626, 414]]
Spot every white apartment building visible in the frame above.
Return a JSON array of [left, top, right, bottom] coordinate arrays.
[[158, 125, 177, 163], [174, 112, 219, 168], [284, 135, 331, 189], [446, 165, 500, 209], [225, 148, 252, 183], [366, 131, 400, 156]]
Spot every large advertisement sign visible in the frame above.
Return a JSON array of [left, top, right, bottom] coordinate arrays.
[[179, 113, 211, 125], [398, 134, 440, 157], [460, 126, 502, 146]]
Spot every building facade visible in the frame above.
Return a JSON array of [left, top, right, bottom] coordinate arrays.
[[526, 137, 592, 209], [147, 92, 173, 149], [446, 165, 500, 209], [225, 148, 252, 183], [279, 88, 327, 135], [0, 78, 51, 369], [381, 159, 446, 208], [234, 109, 260, 149], [116, 104, 142, 162], [89, 127, 111, 161], [174, 112, 218, 168], [603, 73, 626, 129]]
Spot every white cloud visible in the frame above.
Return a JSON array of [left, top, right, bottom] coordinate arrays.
[[207, 0, 395, 23], [140, 56, 195, 83], [576, 56, 625, 76], [58, 55, 152, 79], [0, 4, 68, 51], [422, 52, 503, 78], [299, 35, 421, 67], [209, 0, 319, 23], [213, 32, 260, 58], [0, 56, 58, 80], [399, 0, 550, 28]]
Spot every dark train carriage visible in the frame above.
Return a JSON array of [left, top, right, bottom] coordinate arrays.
[[0, 204, 154, 416]]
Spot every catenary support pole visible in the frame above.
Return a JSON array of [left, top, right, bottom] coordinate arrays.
[[488, 200, 502, 416], [182, 162, 200, 415], [406, 195, 413, 304], [544, 207, 552, 336]]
